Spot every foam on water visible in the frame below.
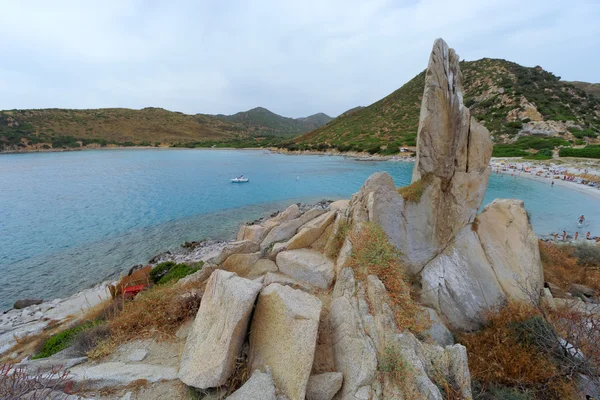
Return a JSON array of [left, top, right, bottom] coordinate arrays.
[[0, 149, 597, 309]]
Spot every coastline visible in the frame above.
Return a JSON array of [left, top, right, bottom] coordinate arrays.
[[0, 145, 268, 155]]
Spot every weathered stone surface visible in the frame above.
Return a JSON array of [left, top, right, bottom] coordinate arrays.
[[69, 362, 177, 389], [263, 272, 314, 292], [227, 369, 277, 400], [476, 199, 544, 301], [175, 264, 215, 288], [208, 240, 260, 265], [335, 238, 352, 276], [420, 225, 505, 330], [276, 249, 334, 290], [179, 270, 262, 389], [570, 283, 595, 298], [311, 222, 334, 252], [423, 307, 454, 347], [246, 258, 279, 279], [261, 208, 326, 250], [329, 200, 350, 212], [329, 268, 377, 400], [237, 224, 268, 243], [287, 211, 336, 250], [265, 204, 303, 229], [13, 299, 43, 309], [306, 372, 343, 400], [221, 252, 262, 277], [249, 284, 322, 400]]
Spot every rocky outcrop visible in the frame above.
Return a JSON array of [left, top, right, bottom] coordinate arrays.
[[329, 268, 378, 399], [237, 204, 302, 243], [226, 369, 277, 400], [286, 211, 336, 250], [276, 249, 334, 290], [208, 240, 260, 265], [347, 38, 543, 330], [306, 372, 344, 400], [249, 284, 322, 400], [179, 270, 262, 389], [261, 208, 326, 250]]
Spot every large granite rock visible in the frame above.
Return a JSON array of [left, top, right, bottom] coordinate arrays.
[[286, 211, 336, 250], [261, 208, 326, 250], [179, 270, 262, 389], [237, 204, 302, 243], [329, 268, 378, 399], [249, 284, 322, 400], [276, 249, 334, 290], [476, 199, 543, 301], [226, 369, 277, 400], [221, 252, 262, 277], [208, 240, 260, 265], [306, 372, 344, 400]]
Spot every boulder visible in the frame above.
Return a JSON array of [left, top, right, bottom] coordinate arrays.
[[570, 283, 595, 299], [208, 240, 260, 265], [14, 299, 43, 309], [176, 264, 215, 288], [420, 225, 506, 330], [476, 199, 544, 301], [286, 211, 336, 250], [263, 272, 314, 292], [247, 259, 279, 279], [276, 249, 334, 290], [423, 307, 454, 347], [179, 270, 262, 389], [221, 252, 261, 277], [305, 372, 343, 400], [261, 208, 326, 250], [69, 362, 177, 389], [329, 200, 349, 212], [329, 268, 378, 399], [264, 204, 302, 229], [227, 369, 277, 400], [249, 284, 322, 400], [237, 224, 269, 243]]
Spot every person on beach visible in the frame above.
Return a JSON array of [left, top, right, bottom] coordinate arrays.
[[587, 232, 592, 240], [553, 233, 559, 241], [562, 231, 567, 241], [575, 232, 579, 241]]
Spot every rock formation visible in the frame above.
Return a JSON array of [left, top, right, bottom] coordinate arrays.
[[348, 38, 543, 330]]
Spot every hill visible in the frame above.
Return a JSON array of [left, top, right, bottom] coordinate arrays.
[[211, 107, 332, 137], [291, 59, 600, 155], [566, 81, 600, 98], [0, 107, 332, 152]]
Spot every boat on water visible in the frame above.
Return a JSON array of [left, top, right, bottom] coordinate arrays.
[[231, 175, 249, 183]]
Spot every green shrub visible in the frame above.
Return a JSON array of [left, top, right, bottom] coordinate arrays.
[[559, 147, 600, 158], [150, 261, 203, 285], [32, 321, 95, 359], [492, 146, 529, 157]]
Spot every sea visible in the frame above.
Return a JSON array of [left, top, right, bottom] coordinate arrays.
[[0, 149, 597, 310]]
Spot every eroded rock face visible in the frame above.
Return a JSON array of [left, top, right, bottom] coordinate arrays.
[[476, 199, 543, 301], [226, 369, 277, 400], [276, 249, 334, 290], [208, 240, 260, 265], [261, 208, 326, 250], [249, 284, 322, 400], [306, 372, 344, 400], [178, 270, 262, 389]]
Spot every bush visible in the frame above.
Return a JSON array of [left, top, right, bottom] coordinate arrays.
[[32, 321, 95, 359], [460, 303, 576, 399], [559, 146, 600, 159], [492, 146, 529, 157], [149, 261, 203, 285], [348, 223, 428, 334], [539, 241, 600, 292]]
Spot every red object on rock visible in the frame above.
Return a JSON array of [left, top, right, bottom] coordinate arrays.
[[122, 284, 147, 298]]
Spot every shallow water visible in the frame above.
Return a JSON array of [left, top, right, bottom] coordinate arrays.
[[0, 149, 597, 309]]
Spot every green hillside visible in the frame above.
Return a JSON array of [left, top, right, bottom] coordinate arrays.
[[290, 59, 600, 155], [0, 106, 332, 152], [211, 107, 332, 137]]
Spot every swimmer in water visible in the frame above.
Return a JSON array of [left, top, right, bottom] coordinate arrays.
[[562, 231, 567, 241], [575, 232, 579, 241], [587, 232, 592, 240]]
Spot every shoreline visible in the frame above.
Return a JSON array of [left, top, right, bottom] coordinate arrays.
[[0, 145, 269, 155]]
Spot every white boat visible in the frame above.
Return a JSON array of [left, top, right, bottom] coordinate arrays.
[[231, 175, 249, 183]]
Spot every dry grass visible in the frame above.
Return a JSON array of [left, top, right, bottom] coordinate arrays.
[[540, 240, 600, 292], [326, 219, 350, 259], [348, 222, 429, 334], [459, 303, 577, 399], [397, 173, 432, 203]]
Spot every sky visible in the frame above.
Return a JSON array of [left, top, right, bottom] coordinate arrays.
[[1, 0, 599, 118]]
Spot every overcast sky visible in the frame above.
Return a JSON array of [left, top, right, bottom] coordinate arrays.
[[1, 0, 598, 118]]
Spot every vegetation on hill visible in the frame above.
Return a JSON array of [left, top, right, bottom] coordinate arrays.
[[567, 81, 600, 98], [0, 107, 331, 152], [211, 107, 332, 137], [290, 59, 600, 155]]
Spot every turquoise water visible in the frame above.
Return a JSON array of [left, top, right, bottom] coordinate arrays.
[[0, 149, 597, 309]]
